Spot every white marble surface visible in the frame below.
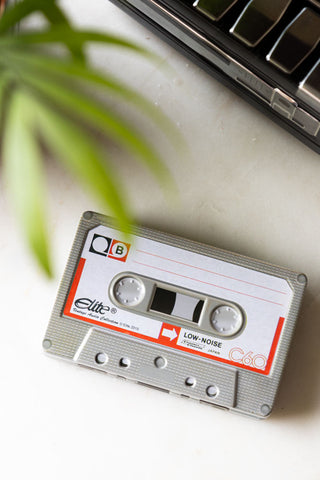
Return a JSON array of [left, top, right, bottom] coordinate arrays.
[[1, 1, 320, 479]]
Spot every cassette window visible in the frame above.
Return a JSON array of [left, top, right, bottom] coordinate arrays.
[[150, 287, 204, 323]]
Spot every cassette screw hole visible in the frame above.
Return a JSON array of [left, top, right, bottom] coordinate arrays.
[[185, 377, 196, 387], [206, 385, 219, 398], [154, 356, 167, 369], [95, 352, 108, 365], [260, 404, 271, 416], [297, 274, 307, 284], [83, 211, 93, 220], [42, 339, 52, 350], [119, 357, 130, 368]]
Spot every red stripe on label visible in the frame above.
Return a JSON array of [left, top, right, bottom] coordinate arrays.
[[264, 316, 285, 375]]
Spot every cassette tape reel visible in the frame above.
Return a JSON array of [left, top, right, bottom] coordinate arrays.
[[43, 212, 307, 419]]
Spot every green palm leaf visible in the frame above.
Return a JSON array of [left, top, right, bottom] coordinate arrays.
[[0, 0, 68, 33], [29, 94, 132, 233], [0, 0, 180, 276], [4, 48, 180, 146], [16, 67, 171, 184], [2, 90, 52, 276], [0, 26, 152, 56], [0, 0, 85, 60]]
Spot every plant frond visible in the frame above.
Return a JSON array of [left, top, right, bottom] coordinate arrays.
[[2, 89, 52, 276], [29, 94, 132, 233], [0, 0, 85, 59], [5, 48, 181, 147], [0, 26, 153, 57], [13, 65, 172, 185]]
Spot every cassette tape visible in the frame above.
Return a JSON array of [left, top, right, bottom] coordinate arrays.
[[43, 211, 307, 418]]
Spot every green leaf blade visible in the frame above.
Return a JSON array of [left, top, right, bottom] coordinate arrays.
[[0, 0, 41, 34], [16, 66, 172, 186], [0, 0, 85, 59], [30, 96, 133, 233], [4, 48, 181, 147], [0, 26, 152, 56], [2, 90, 52, 276]]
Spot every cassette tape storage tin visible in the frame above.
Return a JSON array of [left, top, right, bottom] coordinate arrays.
[[43, 212, 307, 418]]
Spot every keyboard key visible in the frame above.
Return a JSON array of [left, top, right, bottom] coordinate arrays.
[[230, 0, 292, 47], [267, 8, 320, 73], [193, 0, 238, 21]]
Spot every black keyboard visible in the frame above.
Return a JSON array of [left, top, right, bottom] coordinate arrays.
[[108, 0, 320, 153]]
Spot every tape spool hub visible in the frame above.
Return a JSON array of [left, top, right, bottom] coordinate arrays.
[[113, 276, 145, 306], [210, 305, 243, 336]]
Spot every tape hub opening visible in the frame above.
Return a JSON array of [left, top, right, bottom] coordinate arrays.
[[113, 276, 145, 306], [210, 305, 243, 336]]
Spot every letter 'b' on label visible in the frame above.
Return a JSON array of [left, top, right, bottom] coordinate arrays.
[[108, 240, 130, 262]]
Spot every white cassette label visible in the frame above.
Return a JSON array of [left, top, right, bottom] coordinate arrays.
[[63, 225, 293, 375]]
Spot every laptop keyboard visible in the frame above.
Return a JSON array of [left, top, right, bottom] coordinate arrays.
[[110, 0, 320, 152]]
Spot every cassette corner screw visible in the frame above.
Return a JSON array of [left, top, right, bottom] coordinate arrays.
[[260, 404, 271, 416], [42, 339, 52, 350], [83, 211, 93, 220], [297, 274, 307, 285]]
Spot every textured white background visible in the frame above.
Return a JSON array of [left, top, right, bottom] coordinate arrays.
[[1, 1, 320, 479]]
